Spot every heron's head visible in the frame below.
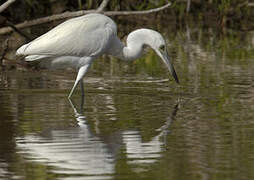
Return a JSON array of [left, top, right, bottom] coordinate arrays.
[[126, 29, 179, 83], [147, 30, 179, 84]]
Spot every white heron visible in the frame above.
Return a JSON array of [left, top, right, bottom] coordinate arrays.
[[17, 13, 179, 98]]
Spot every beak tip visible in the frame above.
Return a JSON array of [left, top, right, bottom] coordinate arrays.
[[159, 50, 180, 85]]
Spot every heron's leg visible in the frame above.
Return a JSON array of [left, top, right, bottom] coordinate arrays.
[[80, 90, 85, 114], [80, 80, 84, 97], [68, 64, 90, 98]]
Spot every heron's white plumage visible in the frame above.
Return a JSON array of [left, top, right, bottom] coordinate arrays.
[[17, 13, 117, 58], [39, 56, 93, 70], [16, 13, 179, 98]]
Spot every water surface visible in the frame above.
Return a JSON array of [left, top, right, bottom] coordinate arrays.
[[0, 22, 254, 180]]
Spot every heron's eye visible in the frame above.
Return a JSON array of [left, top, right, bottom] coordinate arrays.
[[159, 45, 166, 52]]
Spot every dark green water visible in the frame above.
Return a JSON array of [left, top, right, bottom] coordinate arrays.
[[0, 22, 254, 180]]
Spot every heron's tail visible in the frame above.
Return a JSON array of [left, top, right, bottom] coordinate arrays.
[[16, 44, 29, 56], [17, 44, 50, 61], [25, 55, 50, 61]]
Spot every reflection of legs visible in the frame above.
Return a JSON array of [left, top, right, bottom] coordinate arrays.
[[68, 90, 86, 126], [68, 95, 84, 114], [68, 64, 90, 98]]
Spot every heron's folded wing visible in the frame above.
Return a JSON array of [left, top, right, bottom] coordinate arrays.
[[17, 14, 117, 58]]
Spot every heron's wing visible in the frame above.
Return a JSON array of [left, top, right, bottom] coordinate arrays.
[[17, 14, 117, 58]]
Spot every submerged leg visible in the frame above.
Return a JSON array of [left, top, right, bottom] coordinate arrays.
[[68, 64, 90, 98]]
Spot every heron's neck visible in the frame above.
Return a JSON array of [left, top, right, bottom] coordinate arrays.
[[109, 29, 151, 61]]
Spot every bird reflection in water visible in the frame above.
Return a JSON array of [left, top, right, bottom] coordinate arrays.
[[16, 98, 179, 177], [68, 96, 86, 127], [122, 103, 178, 167]]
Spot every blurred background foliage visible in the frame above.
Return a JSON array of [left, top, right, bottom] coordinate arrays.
[[1, 0, 253, 30]]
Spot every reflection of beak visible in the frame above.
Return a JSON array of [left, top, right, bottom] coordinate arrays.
[[156, 49, 179, 84]]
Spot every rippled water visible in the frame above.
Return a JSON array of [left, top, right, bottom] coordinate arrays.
[[0, 22, 254, 180]]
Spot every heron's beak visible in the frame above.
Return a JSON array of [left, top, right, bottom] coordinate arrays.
[[156, 49, 179, 84]]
